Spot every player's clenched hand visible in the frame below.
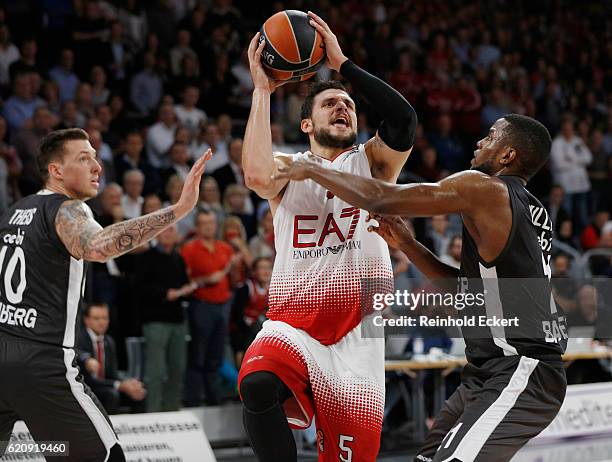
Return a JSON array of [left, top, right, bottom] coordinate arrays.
[[248, 32, 285, 93], [307, 11, 348, 72], [367, 214, 414, 249], [273, 159, 316, 181], [175, 148, 212, 217]]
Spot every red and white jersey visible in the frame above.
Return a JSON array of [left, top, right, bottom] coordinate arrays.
[[268, 144, 394, 345]]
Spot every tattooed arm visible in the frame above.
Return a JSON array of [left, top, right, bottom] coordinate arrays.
[[55, 149, 212, 262]]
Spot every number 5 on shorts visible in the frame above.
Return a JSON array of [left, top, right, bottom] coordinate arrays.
[[339, 434, 354, 462]]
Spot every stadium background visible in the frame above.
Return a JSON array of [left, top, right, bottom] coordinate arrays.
[[0, 0, 610, 460]]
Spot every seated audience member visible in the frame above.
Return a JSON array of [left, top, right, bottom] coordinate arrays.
[[221, 215, 254, 287], [121, 169, 145, 219], [77, 302, 146, 414]]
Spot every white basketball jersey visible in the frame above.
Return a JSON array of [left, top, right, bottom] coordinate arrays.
[[267, 144, 394, 345]]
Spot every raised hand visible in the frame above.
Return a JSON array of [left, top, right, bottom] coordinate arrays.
[[248, 32, 285, 93], [307, 11, 348, 72], [176, 148, 212, 217]]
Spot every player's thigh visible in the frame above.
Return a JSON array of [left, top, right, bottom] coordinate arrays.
[[13, 348, 120, 462], [432, 357, 563, 462]]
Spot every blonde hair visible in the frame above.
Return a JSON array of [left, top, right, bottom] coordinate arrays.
[[223, 184, 249, 212], [221, 215, 247, 241]]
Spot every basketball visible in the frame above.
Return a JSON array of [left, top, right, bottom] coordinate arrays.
[[259, 10, 326, 82]]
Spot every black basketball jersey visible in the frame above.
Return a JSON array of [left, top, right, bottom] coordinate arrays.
[[459, 175, 567, 363], [0, 190, 88, 348]]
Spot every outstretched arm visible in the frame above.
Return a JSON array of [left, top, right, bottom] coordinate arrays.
[[242, 33, 289, 199], [368, 215, 459, 280], [56, 150, 212, 262], [275, 159, 501, 218]]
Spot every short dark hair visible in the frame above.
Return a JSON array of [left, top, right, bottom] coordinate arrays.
[[502, 114, 552, 179], [37, 128, 89, 182], [83, 301, 109, 317], [252, 256, 272, 270], [300, 81, 349, 120]]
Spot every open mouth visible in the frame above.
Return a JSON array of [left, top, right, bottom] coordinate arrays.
[[331, 115, 349, 128]]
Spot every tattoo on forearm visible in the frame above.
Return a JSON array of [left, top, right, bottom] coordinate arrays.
[[56, 200, 176, 261]]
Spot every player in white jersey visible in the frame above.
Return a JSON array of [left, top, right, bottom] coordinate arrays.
[[239, 12, 417, 462]]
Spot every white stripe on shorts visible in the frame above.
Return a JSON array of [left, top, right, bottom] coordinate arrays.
[[63, 348, 118, 461], [442, 356, 539, 462]]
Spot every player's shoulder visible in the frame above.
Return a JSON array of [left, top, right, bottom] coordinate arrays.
[[442, 170, 509, 200]]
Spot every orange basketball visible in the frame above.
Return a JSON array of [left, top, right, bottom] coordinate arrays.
[[259, 10, 326, 82]]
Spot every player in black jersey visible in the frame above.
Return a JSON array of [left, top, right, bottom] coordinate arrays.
[[0, 128, 211, 461], [277, 114, 568, 461]]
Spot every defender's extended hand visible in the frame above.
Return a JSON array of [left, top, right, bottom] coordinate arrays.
[[273, 159, 316, 181], [367, 214, 414, 250]]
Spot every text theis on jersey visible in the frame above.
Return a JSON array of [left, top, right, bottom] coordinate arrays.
[[0, 208, 38, 329]]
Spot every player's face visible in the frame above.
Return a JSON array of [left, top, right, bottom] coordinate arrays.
[[308, 89, 358, 149], [471, 118, 509, 175], [55, 139, 102, 200]]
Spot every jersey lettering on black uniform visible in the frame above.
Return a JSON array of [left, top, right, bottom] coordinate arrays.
[[458, 175, 568, 363], [0, 191, 88, 348]]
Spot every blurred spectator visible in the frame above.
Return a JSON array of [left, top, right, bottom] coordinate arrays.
[[136, 225, 194, 412], [212, 137, 244, 194], [0, 116, 21, 213], [58, 100, 86, 129], [146, 103, 177, 168], [588, 128, 609, 212], [115, 131, 160, 195], [557, 218, 580, 250], [217, 114, 233, 144], [181, 210, 237, 406], [75, 82, 95, 119], [77, 302, 146, 414], [71, 0, 109, 78], [475, 30, 501, 68], [223, 184, 256, 238], [0, 24, 19, 87], [427, 215, 451, 257], [221, 215, 254, 287], [480, 88, 510, 135], [117, 0, 147, 52], [174, 85, 207, 137], [230, 257, 272, 366], [170, 29, 196, 76], [42, 80, 61, 115], [543, 185, 570, 231], [191, 123, 228, 172], [12, 106, 53, 194], [198, 176, 225, 226], [440, 235, 462, 269], [414, 146, 443, 182], [428, 114, 465, 172], [581, 210, 610, 251], [249, 208, 275, 260], [105, 20, 132, 86], [551, 118, 593, 231], [271, 122, 291, 153], [3, 73, 45, 134], [130, 52, 163, 116], [163, 142, 192, 185], [90, 65, 110, 107], [8, 38, 38, 82], [49, 49, 79, 102], [121, 169, 145, 219]]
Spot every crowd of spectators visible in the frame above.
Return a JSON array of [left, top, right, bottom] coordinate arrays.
[[0, 0, 610, 411]]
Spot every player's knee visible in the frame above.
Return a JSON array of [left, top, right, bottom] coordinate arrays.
[[240, 371, 285, 413]]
